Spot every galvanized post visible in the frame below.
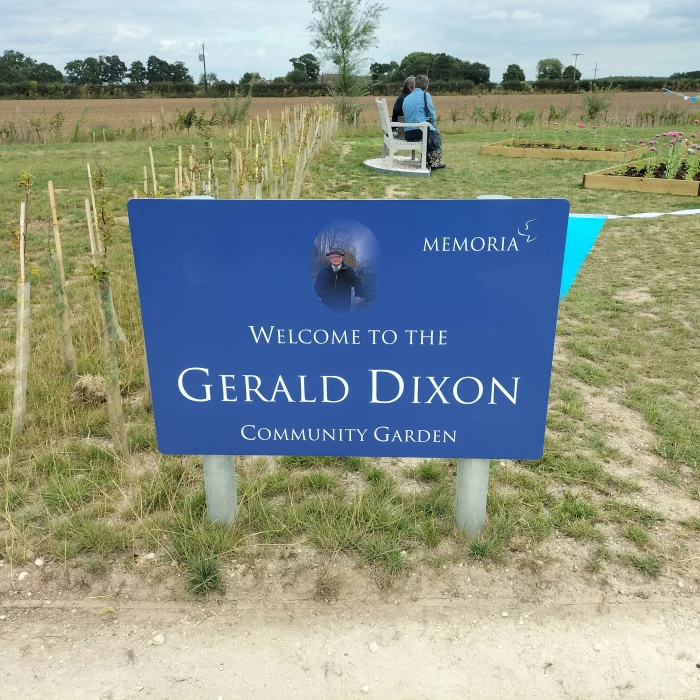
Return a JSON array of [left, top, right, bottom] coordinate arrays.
[[455, 458, 490, 534], [202, 455, 237, 526]]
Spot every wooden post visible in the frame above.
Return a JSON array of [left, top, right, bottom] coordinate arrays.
[[87, 163, 99, 231], [12, 202, 30, 436], [133, 190, 138, 199], [149, 147, 158, 196], [48, 182, 78, 382], [189, 149, 196, 195], [143, 166, 148, 195], [174, 167, 180, 197], [178, 145, 184, 196], [85, 199, 129, 462]]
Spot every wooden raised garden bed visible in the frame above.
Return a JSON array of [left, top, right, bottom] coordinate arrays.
[[583, 163, 700, 196], [481, 139, 646, 162]]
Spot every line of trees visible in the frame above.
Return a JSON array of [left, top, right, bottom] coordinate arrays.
[[0, 49, 194, 86]]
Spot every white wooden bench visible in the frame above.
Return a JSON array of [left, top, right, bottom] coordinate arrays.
[[375, 98, 428, 171]]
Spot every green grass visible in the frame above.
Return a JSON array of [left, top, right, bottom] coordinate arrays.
[[626, 554, 663, 578], [405, 460, 445, 483], [1, 125, 699, 595]]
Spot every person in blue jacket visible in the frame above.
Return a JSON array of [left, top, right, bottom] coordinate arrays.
[[401, 74, 446, 169], [314, 250, 364, 313]]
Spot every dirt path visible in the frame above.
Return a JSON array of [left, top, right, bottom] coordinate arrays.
[[1, 592, 699, 699]]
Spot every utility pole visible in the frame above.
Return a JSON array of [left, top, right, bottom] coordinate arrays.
[[198, 43, 208, 95], [571, 53, 583, 85], [592, 63, 600, 80]]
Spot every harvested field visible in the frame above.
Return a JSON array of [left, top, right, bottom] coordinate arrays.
[[1, 92, 699, 133]]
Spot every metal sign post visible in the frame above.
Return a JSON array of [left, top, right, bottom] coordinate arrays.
[[201, 455, 237, 525], [455, 458, 490, 534]]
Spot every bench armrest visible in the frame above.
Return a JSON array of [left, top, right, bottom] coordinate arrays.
[[390, 121, 429, 128]]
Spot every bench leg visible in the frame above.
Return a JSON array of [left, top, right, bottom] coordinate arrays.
[[382, 143, 387, 158], [411, 150, 416, 161], [421, 147, 427, 171]]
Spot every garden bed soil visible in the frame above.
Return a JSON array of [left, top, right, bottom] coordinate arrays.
[[481, 139, 646, 161], [583, 161, 700, 196]]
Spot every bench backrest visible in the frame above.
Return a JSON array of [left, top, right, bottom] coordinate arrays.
[[375, 98, 391, 139]]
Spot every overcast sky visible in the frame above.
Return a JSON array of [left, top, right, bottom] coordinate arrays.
[[3, 0, 698, 82]]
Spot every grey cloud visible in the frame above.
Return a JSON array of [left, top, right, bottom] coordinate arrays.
[[1, 0, 698, 82]]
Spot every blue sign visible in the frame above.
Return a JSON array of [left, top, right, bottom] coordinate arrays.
[[128, 199, 569, 459]]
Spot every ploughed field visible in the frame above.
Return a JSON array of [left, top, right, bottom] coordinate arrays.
[[0, 92, 696, 131]]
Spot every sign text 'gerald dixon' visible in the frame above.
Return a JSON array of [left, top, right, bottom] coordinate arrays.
[[177, 368, 520, 406]]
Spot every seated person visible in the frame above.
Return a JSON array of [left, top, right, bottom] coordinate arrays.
[[392, 76, 415, 124], [400, 74, 446, 169]]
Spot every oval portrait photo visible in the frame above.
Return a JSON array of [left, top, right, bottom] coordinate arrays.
[[310, 220, 380, 314]]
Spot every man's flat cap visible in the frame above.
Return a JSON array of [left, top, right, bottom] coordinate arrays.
[[326, 249, 344, 256]]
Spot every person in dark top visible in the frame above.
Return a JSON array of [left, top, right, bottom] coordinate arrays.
[[392, 76, 415, 123], [314, 249, 364, 313]]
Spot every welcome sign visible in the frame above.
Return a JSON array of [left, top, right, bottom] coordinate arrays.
[[128, 199, 569, 459]]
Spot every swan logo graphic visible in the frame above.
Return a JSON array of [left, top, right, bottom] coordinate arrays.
[[517, 219, 537, 243]]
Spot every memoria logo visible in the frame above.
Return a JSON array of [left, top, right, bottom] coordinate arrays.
[[423, 219, 537, 253]]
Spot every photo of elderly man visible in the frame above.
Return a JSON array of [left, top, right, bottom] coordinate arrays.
[[313, 249, 364, 313]]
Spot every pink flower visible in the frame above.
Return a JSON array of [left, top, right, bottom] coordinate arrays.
[[691, 134, 697, 138], [638, 140, 645, 144], [649, 140, 657, 145], [577, 123, 585, 128], [593, 126, 598, 129], [650, 147, 658, 152], [695, 119, 700, 124], [655, 134, 660, 137], [553, 121, 558, 125], [589, 131, 594, 135]]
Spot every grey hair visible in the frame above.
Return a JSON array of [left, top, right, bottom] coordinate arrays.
[[414, 74, 429, 91], [402, 76, 415, 94]]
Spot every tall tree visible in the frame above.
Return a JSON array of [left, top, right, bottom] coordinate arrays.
[[308, 0, 386, 95], [64, 57, 101, 84], [146, 55, 171, 82], [171, 61, 193, 83], [290, 53, 321, 82], [536, 58, 563, 80], [462, 61, 490, 85], [29, 62, 63, 83], [99, 55, 127, 84], [502, 63, 525, 82], [0, 50, 37, 82], [398, 52, 434, 78], [562, 65, 582, 81], [128, 60, 147, 83]]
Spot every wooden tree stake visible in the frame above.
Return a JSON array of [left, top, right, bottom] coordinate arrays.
[[149, 147, 158, 196], [85, 198, 129, 462], [48, 181, 78, 382], [12, 202, 30, 436]]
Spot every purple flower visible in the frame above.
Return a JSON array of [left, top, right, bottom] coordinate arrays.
[[695, 119, 700, 124], [649, 140, 657, 145], [650, 147, 658, 152]]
